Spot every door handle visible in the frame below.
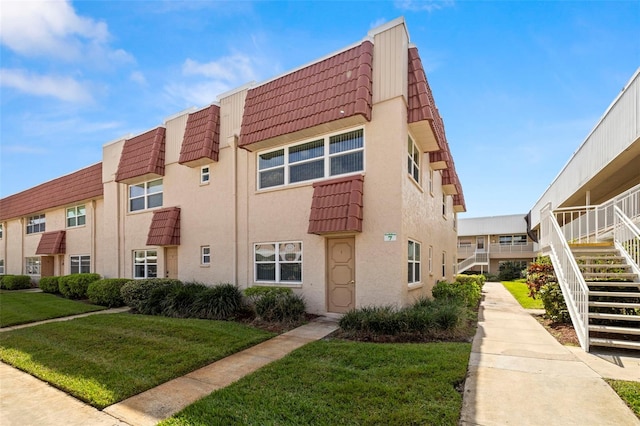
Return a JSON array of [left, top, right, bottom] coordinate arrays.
[[349, 280, 355, 285]]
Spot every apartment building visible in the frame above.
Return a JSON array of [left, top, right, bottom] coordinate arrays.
[[0, 18, 465, 315], [457, 214, 537, 275]]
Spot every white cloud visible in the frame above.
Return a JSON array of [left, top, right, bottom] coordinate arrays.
[[395, 0, 455, 13], [2, 145, 48, 155], [130, 71, 147, 86], [0, 68, 92, 103], [0, 0, 131, 64], [182, 54, 258, 83]]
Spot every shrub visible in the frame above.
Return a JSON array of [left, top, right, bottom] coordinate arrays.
[[483, 273, 500, 282], [38, 276, 60, 293], [526, 256, 555, 298], [1, 275, 32, 290], [539, 283, 571, 323], [499, 261, 527, 281], [58, 273, 101, 299], [255, 291, 306, 323], [161, 282, 208, 318], [456, 274, 485, 287], [244, 286, 292, 304], [432, 279, 481, 309], [193, 283, 245, 320], [120, 278, 183, 314], [87, 278, 132, 307]]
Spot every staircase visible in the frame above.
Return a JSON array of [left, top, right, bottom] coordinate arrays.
[[572, 243, 640, 351]]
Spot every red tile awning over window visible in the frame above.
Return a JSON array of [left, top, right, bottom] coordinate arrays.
[[179, 104, 220, 166], [147, 207, 181, 246], [308, 175, 364, 235], [35, 231, 66, 255], [116, 127, 166, 183]]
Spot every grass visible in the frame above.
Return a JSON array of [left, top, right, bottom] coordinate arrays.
[[0, 314, 274, 408], [161, 340, 471, 425], [502, 280, 543, 309], [606, 379, 640, 417], [0, 292, 106, 327]]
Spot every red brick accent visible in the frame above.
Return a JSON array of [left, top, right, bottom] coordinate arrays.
[[116, 127, 166, 182], [147, 207, 180, 246], [308, 175, 364, 235], [179, 105, 220, 165], [35, 231, 66, 255]]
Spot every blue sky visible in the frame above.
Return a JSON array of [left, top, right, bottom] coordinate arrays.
[[1, 0, 638, 218]]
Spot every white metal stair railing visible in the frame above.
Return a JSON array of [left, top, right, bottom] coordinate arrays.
[[541, 204, 590, 351], [613, 205, 640, 277], [457, 252, 489, 273]]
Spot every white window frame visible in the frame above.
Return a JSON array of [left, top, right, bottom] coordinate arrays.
[[66, 205, 86, 228], [26, 214, 46, 234], [408, 240, 421, 285], [257, 128, 364, 190], [201, 166, 210, 184], [0, 224, 3, 239], [128, 179, 163, 212], [442, 251, 447, 278], [25, 257, 40, 275], [254, 241, 302, 284], [201, 246, 211, 265], [70, 255, 91, 274], [407, 135, 420, 185], [0, 259, 4, 275], [133, 250, 158, 279]]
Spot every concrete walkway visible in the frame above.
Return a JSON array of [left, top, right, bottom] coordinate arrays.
[[460, 281, 640, 426], [0, 314, 338, 426]]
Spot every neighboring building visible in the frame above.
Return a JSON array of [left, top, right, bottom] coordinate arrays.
[[0, 18, 465, 315], [528, 68, 640, 351], [457, 214, 537, 275]]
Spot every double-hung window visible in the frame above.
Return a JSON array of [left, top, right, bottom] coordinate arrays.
[[258, 129, 364, 189], [408, 240, 421, 284], [133, 250, 157, 279], [201, 246, 211, 265], [70, 255, 91, 274], [201, 166, 210, 184], [129, 179, 163, 212], [407, 136, 420, 184], [0, 224, 3, 239], [442, 252, 447, 278], [25, 257, 40, 275], [254, 242, 302, 283], [67, 205, 86, 228], [0, 259, 4, 274], [26, 214, 45, 234]]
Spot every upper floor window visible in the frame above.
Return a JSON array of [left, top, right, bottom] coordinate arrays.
[[67, 205, 86, 228], [201, 166, 210, 184], [254, 241, 302, 283], [26, 214, 45, 234], [129, 179, 163, 212], [499, 234, 528, 246], [407, 136, 420, 184], [408, 240, 421, 284], [0, 224, 3, 239], [258, 128, 364, 189], [428, 168, 434, 195], [201, 246, 211, 265], [442, 194, 447, 217], [70, 255, 91, 274]]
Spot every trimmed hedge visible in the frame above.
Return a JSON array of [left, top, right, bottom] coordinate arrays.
[[121, 278, 182, 314], [59, 273, 101, 299], [254, 290, 306, 323], [87, 278, 132, 307], [0, 275, 32, 290], [38, 276, 60, 294], [432, 279, 481, 309], [455, 274, 485, 287]]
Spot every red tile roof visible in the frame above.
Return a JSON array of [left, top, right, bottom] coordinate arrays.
[[408, 47, 466, 212], [179, 105, 221, 165], [0, 163, 103, 221], [35, 231, 66, 255], [146, 207, 181, 246], [308, 175, 364, 235], [116, 127, 166, 182], [239, 41, 373, 149]]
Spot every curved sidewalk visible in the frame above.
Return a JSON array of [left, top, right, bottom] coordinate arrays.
[[460, 281, 640, 426]]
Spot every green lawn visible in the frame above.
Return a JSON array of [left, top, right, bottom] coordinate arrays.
[[161, 340, 471, 425], [0, 314, 274, 408], [502, 280, 543, 309], [0, 292, 106, 327], [606, 379, 640, 417]]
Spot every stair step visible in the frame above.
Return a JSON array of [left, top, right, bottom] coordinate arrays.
[[589, 301, 640, 309], [575, 256, 625, 262], [579, 263, 631, 269], [589, 324, 640, 335], [590, 291, 640, 298], [583, 272, 637, 279], [587, 281, 640, 287], [589, 338, 640, 350], [589, 312, 640, 321]]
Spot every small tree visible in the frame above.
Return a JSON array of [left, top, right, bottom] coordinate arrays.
[[526, 256, 555, 299]]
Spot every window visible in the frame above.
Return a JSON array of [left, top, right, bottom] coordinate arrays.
[[201, 246, 211, 265], [70, 255, 91, 274], [442, 194, 447, 217], [201, 166, 210, 184], [133, 250, 157, 279], [258, 129, 364, 189], [499, 234, 528, 246], [428, 246, 433, 274], [0, 259, 4, 275], [407, 136, 420, 184], [26, 214, 46, 234], [66, 205, 86, 228], [26, 257, 40, 275], [513, 235, 527, 245], [428, 168, 434, 195], [458, 240, 472, 248], [254, 242, 302, 283], [442, 251, 446, 278], [0, 224, 3, 239], [408, 240, 421, 284], [129, 179, 163, 212]]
